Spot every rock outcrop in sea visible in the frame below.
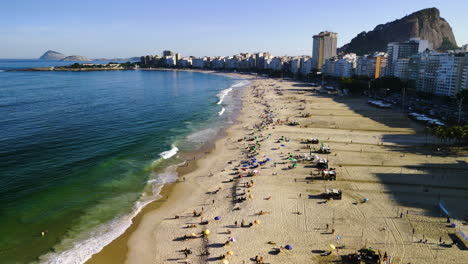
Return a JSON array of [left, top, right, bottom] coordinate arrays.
[[61, 55, 91, 62], [39, 50, 66, 60], [340, 8, 458, 55]]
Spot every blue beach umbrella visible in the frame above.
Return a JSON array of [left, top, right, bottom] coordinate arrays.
[[214, 216, 221, 220], [285, 245, 293, 250], [281, 144, 286, 147], [243, 164, 248, 167]]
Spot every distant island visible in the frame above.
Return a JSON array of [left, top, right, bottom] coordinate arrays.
[[38, 50, 140, 62], [7, 62, 137, 72], [61, 55, 91, 61], [38, 50, 90, 61], [39, 50, 66, 60]]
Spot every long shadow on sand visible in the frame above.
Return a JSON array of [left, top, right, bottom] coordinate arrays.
[[296, 87, 468, 226]]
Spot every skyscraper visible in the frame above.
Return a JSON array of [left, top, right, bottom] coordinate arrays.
[[386, 38, 432, 76], [163, 50, 174, 57], [312, 31, 337, 70]]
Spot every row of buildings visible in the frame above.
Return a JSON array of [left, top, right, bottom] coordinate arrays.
[[315, 35, 468, 97], [140, 51, 314, 76], [140, 33, 468, 97]]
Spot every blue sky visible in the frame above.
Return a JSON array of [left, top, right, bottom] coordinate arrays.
[[1, 0, 466, 58]]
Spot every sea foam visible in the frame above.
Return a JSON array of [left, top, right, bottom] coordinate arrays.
[[218, 107, 226, 116], [216, 80, 250, 105], [39, 163, 179, 264], [216, 88, 232, 105], [159, 145, 179, 159]]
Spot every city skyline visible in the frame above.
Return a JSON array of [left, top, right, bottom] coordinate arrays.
[[1, 0, 468, 59]]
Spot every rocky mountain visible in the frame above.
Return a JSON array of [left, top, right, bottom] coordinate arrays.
[[39, 50, 66, 60], [61, 55, 91, 62], [340, 8, 457, 55]]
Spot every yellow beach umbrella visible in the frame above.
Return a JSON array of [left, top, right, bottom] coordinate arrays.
[[254, 219, 261, 224], [227, 251, 234, 256], [329, 244, 336, 250], [203, 229, 211, 236]]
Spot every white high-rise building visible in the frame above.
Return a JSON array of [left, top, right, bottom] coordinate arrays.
[[412, 52, 468, 97], [301, 58, 313, 75], [165, 56, 176, 67], [192, 57, 207, 68], [323, 54, 356, 77], [290, 57, 301, 74]]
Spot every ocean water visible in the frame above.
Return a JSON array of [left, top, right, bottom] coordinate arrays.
[[0, 60, 247, 263]]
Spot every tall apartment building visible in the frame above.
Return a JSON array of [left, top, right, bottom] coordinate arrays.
[[192, 57, 208, 68], [312, 31, 337, 70], [461, 54, 468, 91], [322, 54, 356, 78], [410, 52, 468, 97], [163, 50, 174, 57], [355, 52, 387, 79], [290, 57, 301, 74], [394, 58, 410, 80], [386, 38, 432, 76], [175, 53, 182, 62], [264, 57, 283, 71], [301, 57, 313, 75]]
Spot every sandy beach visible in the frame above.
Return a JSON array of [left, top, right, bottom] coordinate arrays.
[[87, 75, 468, 264]]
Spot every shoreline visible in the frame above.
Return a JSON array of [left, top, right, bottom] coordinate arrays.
[[84, 72, 254, 264]]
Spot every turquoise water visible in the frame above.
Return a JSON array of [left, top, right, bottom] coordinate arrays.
[[0, 61, 245, 263]]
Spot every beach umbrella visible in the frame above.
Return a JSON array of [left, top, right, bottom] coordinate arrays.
[[281, 144, 286, 147], [329, 244, 336, 250], [227, 251, 234, 256], [203, 229, 211, 236], [362, 198, 369, 203], [228, 237, 236, 242], [254, 219, 260, 224], [243, 164, 248, 167], [285, 245, 293, 250], [266, 158, 271, 161], [214, 216, 221, 221]]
